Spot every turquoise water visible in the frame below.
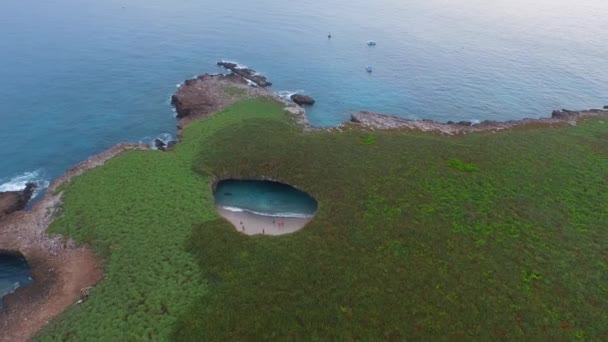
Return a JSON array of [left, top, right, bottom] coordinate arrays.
[[0, 253, 33, 308], [1, 0, 608, 190], [214, 180, 318, 218]]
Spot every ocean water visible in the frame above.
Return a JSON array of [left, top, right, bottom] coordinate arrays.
[[214, 180, 318, 218], [0, 253, 33, 308], [1, 0, 608, 191]]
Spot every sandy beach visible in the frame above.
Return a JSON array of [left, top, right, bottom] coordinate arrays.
[[217, 207, 312, 236]]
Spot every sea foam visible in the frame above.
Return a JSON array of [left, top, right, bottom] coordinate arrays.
[[0, 170, 49, 194], [276, 90, 305, 101], [219, 60, 249, 69], [139, 133, 175, 149], [220, 205, 314, 219]]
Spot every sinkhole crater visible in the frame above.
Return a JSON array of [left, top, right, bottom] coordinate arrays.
[[213, 179, 318, 236]]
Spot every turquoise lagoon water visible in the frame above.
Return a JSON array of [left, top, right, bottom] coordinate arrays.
[[1, 0, 608, 192], [0, 253, 33, 309], [214, 180, 318, 218]]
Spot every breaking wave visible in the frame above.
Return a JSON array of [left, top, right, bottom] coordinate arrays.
[[220, 205, 314, 219], [0, 170, 49, 195], [219, 59, 249, 69], [139, 133, 175, 149], [276, 90, 305, 101]]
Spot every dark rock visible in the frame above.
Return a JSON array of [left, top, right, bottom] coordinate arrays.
[[447, 121, 455, 124], [0, 183, 37, 218], [350, 114, 362, 123], [479, 120, 499, 127], [456, 121, 472, 126], [552, 110, 568, 119], [290, 94, 315, 106], [604, 105, 608, 109], [217, 61, 272, 87], [154, 138, 166, 150], [155, 138, 177, 151]]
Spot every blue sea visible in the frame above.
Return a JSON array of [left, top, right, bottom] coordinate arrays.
[[1, 0, 607, 190]]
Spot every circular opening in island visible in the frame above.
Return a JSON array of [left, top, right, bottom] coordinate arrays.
[[214, 179, 318, 236], [0, 251, 33, 309]]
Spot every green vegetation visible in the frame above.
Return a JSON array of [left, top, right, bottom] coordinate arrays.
[[37, 98, 608, 340], [361, 134, 377, 145], [223, 86, 247, 97], [448, 158, 479, 172]]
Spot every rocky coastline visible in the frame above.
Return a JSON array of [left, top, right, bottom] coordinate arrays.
[[0, 143, 147, 342], [0, 61, 606, 340], [0, 183, 37, 219], [348, 108, 608, 134]]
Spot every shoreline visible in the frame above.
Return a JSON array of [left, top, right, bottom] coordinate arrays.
[[0, 62, 607, 339], [217, 207, 312, 236], [344, 108, 608, 135], [171, 63, 608, 135], [0, 143, 147, 342]]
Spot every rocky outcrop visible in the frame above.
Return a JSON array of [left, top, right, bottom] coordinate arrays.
[[154, 138, 166, 150], [217, 62, 272, 87], [171, 65, 314, 133], [171, 74, 249, 119], [604, 105, 608, 109], [350, 108, 608, 135], [0, 183, 37, 219], [291, 94, 315, 106], [153, 138, 178, 152], [171, 73, 271, 126]]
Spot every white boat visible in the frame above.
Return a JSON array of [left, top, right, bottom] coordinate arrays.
[[366, 66, 373, 73], [367, 40, 376, 46]]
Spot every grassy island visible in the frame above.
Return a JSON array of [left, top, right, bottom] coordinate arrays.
[[36, 98, 607, 340]]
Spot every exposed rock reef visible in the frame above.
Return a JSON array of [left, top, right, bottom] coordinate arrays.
[[0, 143, 147, 342], [291, 94, 315, 106], [217, 61, 272, 87], [349, 108, 608, 135], [0, 183, 37, 219]]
